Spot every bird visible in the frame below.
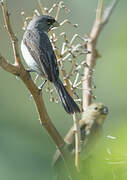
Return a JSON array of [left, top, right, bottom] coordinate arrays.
[[52, 103, 108, 180], [21, 15, 80, 114]]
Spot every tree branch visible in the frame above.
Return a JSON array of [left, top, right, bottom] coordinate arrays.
[[82, 0, 118, 112], [0, 0, 77, 177], [1, 0, 21, 65], [102, 0, 119, 25], [0, 53, 18, 75]]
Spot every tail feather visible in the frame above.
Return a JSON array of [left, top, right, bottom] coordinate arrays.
[[54, 79, 80, 114]]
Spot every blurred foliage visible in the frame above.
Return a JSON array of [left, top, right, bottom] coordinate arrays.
[[0, 0, 127, 180]]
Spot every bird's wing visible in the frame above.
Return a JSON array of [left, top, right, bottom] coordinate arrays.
[[23, 29, 59, 82]]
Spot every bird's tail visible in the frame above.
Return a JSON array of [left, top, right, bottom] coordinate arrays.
[[54, 79, 80, 114]]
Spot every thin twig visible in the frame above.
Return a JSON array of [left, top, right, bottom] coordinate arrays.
[[96, 0, 103, 22], [73, 113, 81, 171], [48, 4, 57, 14], [102, 0, 119, 24], [38, 0, 47, 15], [67, 60, 76, 80], [55, 1, 62, 20]]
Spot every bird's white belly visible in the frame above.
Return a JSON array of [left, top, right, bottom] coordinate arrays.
[[21, 41, 42, 75], [21, 41, 37, 67]]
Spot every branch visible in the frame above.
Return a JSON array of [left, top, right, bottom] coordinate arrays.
[[0, 0, 77, 177], [1, 0, 21, 65], [102, 0, 119, 25], [72, 113, 81, 171], [0, 54, 18, 75], [82, 0, 118, 111]]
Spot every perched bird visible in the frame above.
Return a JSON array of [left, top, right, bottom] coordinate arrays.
[[21, 15, 80, 114], [52, 103, 108, 179]]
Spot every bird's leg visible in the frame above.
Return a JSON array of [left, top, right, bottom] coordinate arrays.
[[26, 69, 37, 73], [34, 74, 39, 84], [38, 80, 47, 90]]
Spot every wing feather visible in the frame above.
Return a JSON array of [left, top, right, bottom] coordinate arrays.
[[23, 29, 59, 82]]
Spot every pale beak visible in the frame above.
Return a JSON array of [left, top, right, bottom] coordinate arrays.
[[101, 106, 108, 115]]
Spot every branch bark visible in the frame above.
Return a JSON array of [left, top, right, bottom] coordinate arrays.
[[0, 54, 18, 75], [82, 0, 119, 112]]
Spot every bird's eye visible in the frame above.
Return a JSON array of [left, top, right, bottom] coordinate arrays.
[[47, 19, 55, 25], [94, 107, 98, 111], [47, 21, 51, 25]]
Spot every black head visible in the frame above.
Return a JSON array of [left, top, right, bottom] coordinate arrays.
[[27, 15, 59, 32]]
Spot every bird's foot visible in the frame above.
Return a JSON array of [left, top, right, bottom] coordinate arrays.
[[38, 80, 47, 90]]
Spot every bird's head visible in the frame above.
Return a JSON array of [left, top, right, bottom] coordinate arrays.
[[82, 103, 109, 125], [89, 103, 108, 125], [27, 15, 59, 32]]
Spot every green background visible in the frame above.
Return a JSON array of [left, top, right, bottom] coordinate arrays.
[[0, 0, 127, 179]]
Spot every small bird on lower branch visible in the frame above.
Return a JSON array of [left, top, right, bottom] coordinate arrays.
[[21, 15, 80, 114], [52, 103, 108, 179]]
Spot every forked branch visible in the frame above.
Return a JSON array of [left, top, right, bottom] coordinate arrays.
[[0, 0, 76, 177], [82, 0, 119, 112]]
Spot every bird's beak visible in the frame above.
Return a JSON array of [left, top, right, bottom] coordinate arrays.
[[49, 20, 59, 31], [53, 20, 59, 27], [101, 106, 108, 115]]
